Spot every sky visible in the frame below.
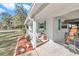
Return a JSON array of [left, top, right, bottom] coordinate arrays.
[[0, 3, 32, 21]]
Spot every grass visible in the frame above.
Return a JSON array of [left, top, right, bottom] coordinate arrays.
[[0, 31, 20, 56], [0, 32, 18, 37]]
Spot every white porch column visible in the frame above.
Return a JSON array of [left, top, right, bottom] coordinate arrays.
[[32, 19, 37, 49], [28, 17, 37, 49], [25, 17, 37, 49]]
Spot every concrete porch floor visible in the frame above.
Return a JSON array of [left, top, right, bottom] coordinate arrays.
[[21, 40, 79, 56]]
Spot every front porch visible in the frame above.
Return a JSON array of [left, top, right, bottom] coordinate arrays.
[[20, 40, 78, 56], [24, 3, 79, 56]]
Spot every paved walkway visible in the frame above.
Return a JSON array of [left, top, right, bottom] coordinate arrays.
[[21, 40, 79, 56]]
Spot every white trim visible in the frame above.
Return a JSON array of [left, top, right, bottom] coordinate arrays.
[[32, 20, 37, 48]]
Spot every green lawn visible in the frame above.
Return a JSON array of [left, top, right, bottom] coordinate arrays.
[[0, 32, 19, 56]]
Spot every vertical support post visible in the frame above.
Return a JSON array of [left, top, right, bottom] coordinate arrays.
[[25, 17, 37, 49], [32, 19, 37, 49]]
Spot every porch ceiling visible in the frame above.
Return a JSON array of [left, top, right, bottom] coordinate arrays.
[[30, 3, 79, 20], [28, 3, 48, 18], [35, 3, 79, 19]]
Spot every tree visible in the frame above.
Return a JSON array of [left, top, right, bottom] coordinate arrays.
[[1, 12, 12, 30], [12, 5, 27, 29], [0, 22, 2, 29]]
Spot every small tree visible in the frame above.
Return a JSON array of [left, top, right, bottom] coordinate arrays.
[[1, 12, 12, 30], [12, 5, 27, 28]]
